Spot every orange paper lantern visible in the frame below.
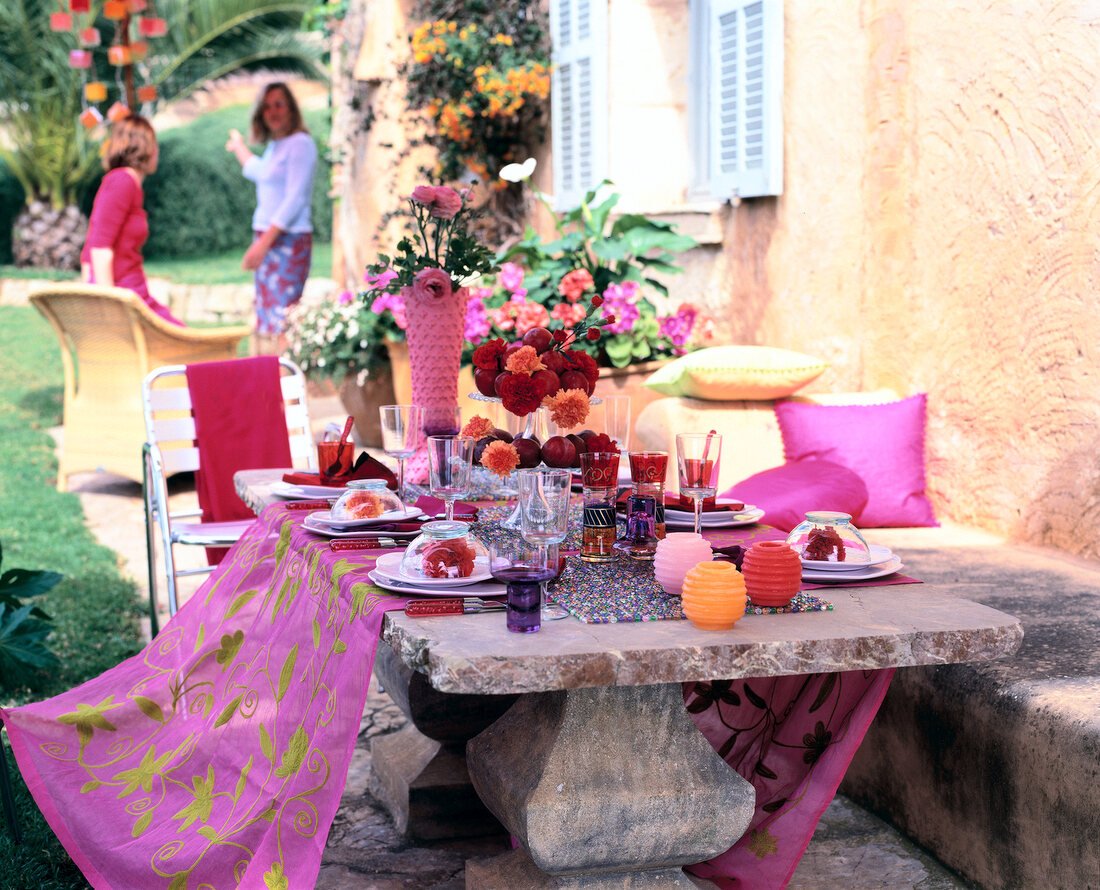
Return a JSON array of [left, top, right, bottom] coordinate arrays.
[[107, 45, 132, 65], [103, 0, 126, 18], [107, 102, 131, 122], [129, 40, 148, 60], [681, 561, 747, 630], [84, 82, 108, 103], [50, 12, 73, 30], [79, 107, 103, 130], [137, 84, 157, 103]]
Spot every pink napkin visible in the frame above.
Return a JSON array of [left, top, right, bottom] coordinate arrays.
[[414, 494, 478, 519]]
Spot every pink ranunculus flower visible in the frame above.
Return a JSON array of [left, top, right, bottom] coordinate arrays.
[[412, 266, 453, 301], [410, 185, 464, 219], [364, 268, 398, 289], [337, 290, 354, 304]]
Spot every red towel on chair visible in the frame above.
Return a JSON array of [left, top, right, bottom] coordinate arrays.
[[186, 356, 293, 563]]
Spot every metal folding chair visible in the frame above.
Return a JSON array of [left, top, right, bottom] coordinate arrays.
[[141, 357, 315, 633]]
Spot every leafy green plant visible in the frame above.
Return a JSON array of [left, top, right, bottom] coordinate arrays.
[[0, 541, 61, 687]]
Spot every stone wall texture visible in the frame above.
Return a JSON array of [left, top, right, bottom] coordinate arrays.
[[336, 0, 1100, 558]]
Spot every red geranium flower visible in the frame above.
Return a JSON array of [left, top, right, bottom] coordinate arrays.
[[498, 373, 543, 416], [472, 338, 507, 370]]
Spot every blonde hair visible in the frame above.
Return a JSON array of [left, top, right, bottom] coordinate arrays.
[[104, 115, 157, 174], [249, 82, 309, 143]]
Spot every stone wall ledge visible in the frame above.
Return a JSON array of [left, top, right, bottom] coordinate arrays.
[[840, 525, 1100, 890], [1, 275, 338, 325]]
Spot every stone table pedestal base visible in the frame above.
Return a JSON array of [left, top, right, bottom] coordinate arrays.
[[466, 682, 755, 887]]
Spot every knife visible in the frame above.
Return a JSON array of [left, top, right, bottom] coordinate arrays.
[[329, 538, 406, 552], [404, 598, 507, 616]]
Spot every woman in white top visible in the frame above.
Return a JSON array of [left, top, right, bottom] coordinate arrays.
[[226, 82, 318, 353]]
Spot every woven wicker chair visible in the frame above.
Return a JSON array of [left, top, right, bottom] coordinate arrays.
[[29, 283, 250, 490]]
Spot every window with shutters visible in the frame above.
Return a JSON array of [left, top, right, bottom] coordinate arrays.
[[690, 0, 783, 200], [550, 0, 608, 209]]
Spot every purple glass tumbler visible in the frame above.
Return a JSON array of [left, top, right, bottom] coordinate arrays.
[[490, 541, 554, 633]]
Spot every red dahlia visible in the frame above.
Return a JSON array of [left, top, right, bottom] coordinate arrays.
[[498, 373, 543, 416], [472, 338, 507, 370]]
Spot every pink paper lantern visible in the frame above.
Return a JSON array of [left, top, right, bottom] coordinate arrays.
[[50, 12, 73, 30], [69, 49, 93, 69], [107, 102, 131, 123], [138, 16, 167, 37], [127, 0, 147, 10], [79, 27, 101, 47]]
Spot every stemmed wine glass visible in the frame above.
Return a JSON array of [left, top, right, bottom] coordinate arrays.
[[675, 432, 723, 535], [427, 435, 474, 521], [379, 404, 423, 506], [518, 467, 572, 621]]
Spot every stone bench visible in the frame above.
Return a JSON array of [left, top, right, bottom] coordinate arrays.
[[839, 525, 1100, 890]]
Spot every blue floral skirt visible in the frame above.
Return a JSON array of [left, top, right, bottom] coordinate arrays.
[[254, 230, 312, 334]]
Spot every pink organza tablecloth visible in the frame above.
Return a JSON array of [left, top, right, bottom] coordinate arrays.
[[3, 504, 894, 889]]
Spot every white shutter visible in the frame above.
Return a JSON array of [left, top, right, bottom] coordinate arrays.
[[551, 0, 608, 209], [708, 0, 782, 199]]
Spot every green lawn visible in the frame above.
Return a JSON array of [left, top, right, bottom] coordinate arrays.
[[0, 305, 145, 888]]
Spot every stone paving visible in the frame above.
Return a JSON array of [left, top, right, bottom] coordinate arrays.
[[61, 398, 977, 888]]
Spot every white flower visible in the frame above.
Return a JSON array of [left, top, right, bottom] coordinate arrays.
[[499, 157, 537, 183]]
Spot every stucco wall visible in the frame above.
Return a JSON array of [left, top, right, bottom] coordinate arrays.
[[728, 1, 1100, 556], [336, 0, 1100, 557]]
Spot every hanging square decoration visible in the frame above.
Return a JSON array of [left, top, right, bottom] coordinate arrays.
[[69, 0, 90, 11], [80, 107, 104, 129], [104, 0, 126, 18], [50, 11, 73, 29], [107, 102, 131, 122], [79, 26, 101, 46], [107, 45, 132, 65], [138, 16, 167, 36], [84, 81, 107, 102], [137, 84, 157, 103], [69, 49, 93, 68], [127, 0, 148, 10]]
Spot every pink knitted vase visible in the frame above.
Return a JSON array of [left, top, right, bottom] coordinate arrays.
[[741, 540, 802, 608], [402, 284, 469, 484]]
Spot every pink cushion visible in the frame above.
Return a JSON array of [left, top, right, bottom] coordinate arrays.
[[721, 460, 870, 533], [774, 394, 938, 528]]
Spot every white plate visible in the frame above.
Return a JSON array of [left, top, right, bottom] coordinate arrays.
[[367, 570, 506, 597], [376, 551, 493, 587], [799, 544, 895, 571], [301, 517, 422, 539], [308, 507, 423, 529], [270, 481, 350, 499], [665, 506, 765, 528], [801, 556, 904, 583]]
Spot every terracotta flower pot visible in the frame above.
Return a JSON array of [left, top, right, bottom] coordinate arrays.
[[742, 540, 802, 608], [681, 561, 747, 630]]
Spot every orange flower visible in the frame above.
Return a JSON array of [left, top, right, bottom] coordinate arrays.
[[559, 269, 594, 302], [505, 344, 545, 376], [461, 415, 496, 440], [481, 440, 520, 478], [544, 388, 590, 429]]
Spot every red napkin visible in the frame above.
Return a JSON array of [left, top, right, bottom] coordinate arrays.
[[414, 494, 479, 519], [615, 491, 745, 513], [283, 452, 398, 490], [186, 356, 292, 564]]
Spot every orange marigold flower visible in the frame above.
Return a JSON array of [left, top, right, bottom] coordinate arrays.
[[461, 415, 496, 440], [481, 440, 520, 478], [505, 344, 545, 376], [544, 388, 590, 429]]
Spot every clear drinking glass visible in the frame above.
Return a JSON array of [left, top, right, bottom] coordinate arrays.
[[603, 394, 632, 452], [490, 539, 554, 633], [518, 467, 572, 620], [379, 404, 423, 505], [675, 432, 723, 535], [427, 435, 474, 522]]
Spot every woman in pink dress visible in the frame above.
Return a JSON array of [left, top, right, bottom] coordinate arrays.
[[80, 114, 182, 325]]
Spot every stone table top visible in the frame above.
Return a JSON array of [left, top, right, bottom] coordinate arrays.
[[381, 590, 1023, 695], [235, 469, 1023, 697]]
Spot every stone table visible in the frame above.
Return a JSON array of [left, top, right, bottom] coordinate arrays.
[[237, 470, 1023, 887]]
